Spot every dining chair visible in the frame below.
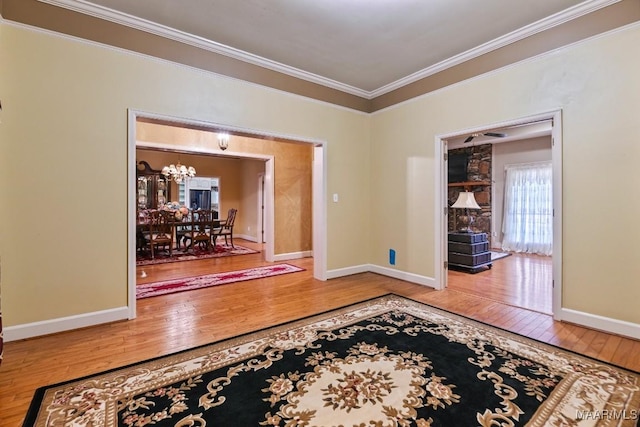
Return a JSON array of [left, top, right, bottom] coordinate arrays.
[[175, 210, 193, 250], [213, 208, 237, 248], [146, 210, 174, 259], [183, 209, 214, 252], [136, 209, 151, 254]]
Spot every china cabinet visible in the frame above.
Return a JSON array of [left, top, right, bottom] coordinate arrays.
[[136, 161, 171, 209]]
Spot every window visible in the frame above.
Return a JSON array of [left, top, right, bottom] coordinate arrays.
[[501, 162, 552, 256]]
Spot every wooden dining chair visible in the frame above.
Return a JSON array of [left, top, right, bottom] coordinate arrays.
[[145, 210, 174, 259], [136, 209, 151, 254], [213, 208, 237, 248], [183, 209, 214, 252], [175, 210, 193, 250]]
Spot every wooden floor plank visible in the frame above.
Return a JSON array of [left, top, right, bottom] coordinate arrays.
[[0, 241, 638, 426]]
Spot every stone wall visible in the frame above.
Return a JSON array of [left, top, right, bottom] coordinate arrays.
[[448, 144, 492, 243]]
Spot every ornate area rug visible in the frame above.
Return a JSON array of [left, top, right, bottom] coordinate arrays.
[[136, 264, 305, 299], [136, 244, 258, 266], [25, 295, 640, 426]]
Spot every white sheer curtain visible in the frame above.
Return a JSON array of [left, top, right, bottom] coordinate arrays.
[[501, 161, 553, 256]]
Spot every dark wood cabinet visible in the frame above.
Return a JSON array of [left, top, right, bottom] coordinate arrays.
[[448, 232, 492, 273], [136, 161, 171, 209]]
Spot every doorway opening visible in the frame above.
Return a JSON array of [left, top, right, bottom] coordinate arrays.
[[127, 110, 327, 319], [434, 110, 563, 320]]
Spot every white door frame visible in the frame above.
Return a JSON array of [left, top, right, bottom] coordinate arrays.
[[312, 145, 327, 280], [257, 173, 265, 243], [434, 110, 563, 320], [127, 109, 327, 318]]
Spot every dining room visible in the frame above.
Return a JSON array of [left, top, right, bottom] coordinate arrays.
[[134, 150, 254, 263], [134, 121, 315, 292]]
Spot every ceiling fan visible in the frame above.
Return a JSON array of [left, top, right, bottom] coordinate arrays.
[[464, 132, 507, 143]]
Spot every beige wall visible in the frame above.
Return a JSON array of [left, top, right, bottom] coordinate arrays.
[[371, 23, 640, 324], [0, 24, 371, 328], [2, 18, 639, 336]]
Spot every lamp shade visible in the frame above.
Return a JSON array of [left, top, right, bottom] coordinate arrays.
[[451, 191, 481, 209]]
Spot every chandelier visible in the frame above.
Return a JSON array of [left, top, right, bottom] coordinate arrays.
[[161, 162, 196, 183]]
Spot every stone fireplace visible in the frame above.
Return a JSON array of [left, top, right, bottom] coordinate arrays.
[[448, 144, 492, 244]]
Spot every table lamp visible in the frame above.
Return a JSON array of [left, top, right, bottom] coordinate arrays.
[[451, 191, 481, 232]]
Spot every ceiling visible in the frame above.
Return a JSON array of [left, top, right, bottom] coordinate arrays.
[[55, 0, 610, 98]]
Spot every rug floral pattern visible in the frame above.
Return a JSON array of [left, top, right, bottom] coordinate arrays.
[[26, 296, 640, 426]]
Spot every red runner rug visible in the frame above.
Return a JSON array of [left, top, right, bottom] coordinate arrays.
[[136, 244, 258, 266], [136, 264, 305, 299]]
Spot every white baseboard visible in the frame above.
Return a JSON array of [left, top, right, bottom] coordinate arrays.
[[4, 306, 129, 342], [326, 265, 640, 341], [326, 263, 435, 288], [559, 308, 640, 341], [273, 250, 313, 262], [368, 264, 436, 288], [326, 264, 370, 279], [7, 277, 638, 343]]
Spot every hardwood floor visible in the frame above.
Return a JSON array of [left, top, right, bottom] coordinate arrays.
[[1, 240, 638, 426], [447, 252, 553, 314]]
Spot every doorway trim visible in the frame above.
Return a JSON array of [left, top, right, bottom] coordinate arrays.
[[127, 109, 327, 319], [257, 173, 266, 243], [434, 110, 563, 320]]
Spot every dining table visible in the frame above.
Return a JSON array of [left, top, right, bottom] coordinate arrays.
[[136, 210, 221, 251]]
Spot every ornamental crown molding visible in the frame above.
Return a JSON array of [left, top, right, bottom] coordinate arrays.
[[38, 0, 621, 100]]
